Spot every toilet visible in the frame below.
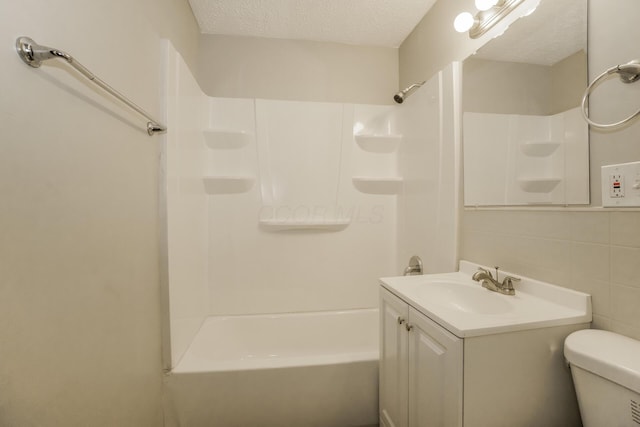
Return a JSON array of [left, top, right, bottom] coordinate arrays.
[[564, 329, 640, 427]]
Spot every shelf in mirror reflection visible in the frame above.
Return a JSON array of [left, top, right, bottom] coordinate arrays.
[[517, 178, 562, 193], [258, 218, 351, 232], [203, 129, 253, 149], [203, 176, 255, 194], [520, 141, 562, 157], [352, 176, 403, 194], [354, 134, 402, 153]]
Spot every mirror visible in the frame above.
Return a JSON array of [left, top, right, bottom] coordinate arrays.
[[462, 0, 589, 206]]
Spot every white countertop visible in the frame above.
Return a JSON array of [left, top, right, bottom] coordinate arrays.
[[380, 261, 592, 338]]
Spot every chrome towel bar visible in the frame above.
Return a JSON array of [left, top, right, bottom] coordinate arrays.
[[15, 36, 166, 136]]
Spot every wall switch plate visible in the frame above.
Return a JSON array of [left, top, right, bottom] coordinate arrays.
[[602, 162, 640, 207]]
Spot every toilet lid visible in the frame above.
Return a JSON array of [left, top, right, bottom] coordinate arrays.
[[564, 329, 640, 394]]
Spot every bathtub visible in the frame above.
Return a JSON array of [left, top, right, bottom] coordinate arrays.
[[164, 308, 380, 427]]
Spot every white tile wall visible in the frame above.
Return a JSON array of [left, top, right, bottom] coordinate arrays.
[[462, 209, 640, 340], [396, 62, 460, 275]]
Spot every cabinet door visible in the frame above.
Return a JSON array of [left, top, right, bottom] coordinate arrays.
[[407, 307, 463, 427], [380, 288, 410, 427]]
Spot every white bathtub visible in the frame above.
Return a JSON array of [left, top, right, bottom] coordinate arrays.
[[164, 309, 380, 427]]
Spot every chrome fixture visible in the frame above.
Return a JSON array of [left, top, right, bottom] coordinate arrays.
[[471, 266, 519, 295], [454, 0, 538, 39], [403, 255, 423, 276], [582, 59, 640, 130], [393, 81, 426, 104], [15, 36, 166, 136]]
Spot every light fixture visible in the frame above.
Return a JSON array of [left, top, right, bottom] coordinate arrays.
[[454, 0, 527, 39], [475, 0, 499, 11], [454, 12, 476, 33]]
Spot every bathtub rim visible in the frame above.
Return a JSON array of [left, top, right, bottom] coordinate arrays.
[[172, 307, 379, 374]]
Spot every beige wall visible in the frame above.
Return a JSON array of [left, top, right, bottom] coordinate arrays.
[[551, 50, 587, 114], [401, 0, 640, 339], [400, 0, 492, 89], [463, 58, 552, 115], [0, 0, 198, 425], [587, 0, 640, 205], [197, 34, 398, 104], [463, 52, 586, 116]]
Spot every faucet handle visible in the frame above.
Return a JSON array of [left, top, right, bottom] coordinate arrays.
[[477, 267, 493, 277], [501, 275, 521, 289]]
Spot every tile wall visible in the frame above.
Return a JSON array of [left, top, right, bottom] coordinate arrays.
[[462, 209, 640, 340]]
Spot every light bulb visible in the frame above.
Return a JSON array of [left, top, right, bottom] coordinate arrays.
[[475, 0, 499, 11], [454, 12, 475, 33], [525, 0, 542, 16]]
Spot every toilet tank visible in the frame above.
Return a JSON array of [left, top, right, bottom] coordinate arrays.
[[564, 329, 640, 427]]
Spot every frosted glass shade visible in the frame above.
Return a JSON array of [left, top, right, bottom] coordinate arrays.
[[454, 12, 475, 32], [475, 0, 499, 11]]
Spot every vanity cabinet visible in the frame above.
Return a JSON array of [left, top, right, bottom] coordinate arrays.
[[379, 285, 585, 427], [380, 288, 462, 427]]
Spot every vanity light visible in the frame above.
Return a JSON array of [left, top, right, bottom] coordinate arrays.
[[454, 12, 476, 33], [454, 0, 526, 39], [475, 0, 499, 11]]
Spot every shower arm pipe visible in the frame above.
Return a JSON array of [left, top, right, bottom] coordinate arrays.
[[403, 81, 425, 93], [16, 37, 166, 136], [393, 80, 426, 104]]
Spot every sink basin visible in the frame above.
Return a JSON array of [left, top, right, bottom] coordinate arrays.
[[420, 281, 513, 315], [380, 261, 592, 338]]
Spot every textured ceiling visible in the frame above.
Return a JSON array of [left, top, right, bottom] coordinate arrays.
[[475, 0, 587, 66], [188, 0, 438, 47]]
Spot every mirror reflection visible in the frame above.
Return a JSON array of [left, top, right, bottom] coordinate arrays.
[[462, 0, 589, 206]]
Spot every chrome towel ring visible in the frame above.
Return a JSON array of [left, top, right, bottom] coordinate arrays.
[[581, 59, 640, 130]]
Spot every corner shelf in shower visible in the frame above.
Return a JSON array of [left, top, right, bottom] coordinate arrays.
[[203, 176, 255, 194], [352, 176, 403, 194], [517, 177, 562, 193], [354, 134, 402, 153], [203, 129, 253, 149], [259, 218, 351, 231], [520, 140, 561, 157]]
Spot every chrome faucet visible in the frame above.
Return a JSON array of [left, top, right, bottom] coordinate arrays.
[[472, 266, 520, 296], [403, 255, 423, 276]]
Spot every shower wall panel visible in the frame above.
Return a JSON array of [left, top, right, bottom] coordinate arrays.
[[164, 44, 210, 366], [463, 107, 589, 206], [165, 43, 461, 365], [206, 99, 398, 315], [397, 63, 461, 275]]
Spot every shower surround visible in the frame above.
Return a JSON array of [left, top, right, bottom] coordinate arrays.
[[161, 42, 460, 426]]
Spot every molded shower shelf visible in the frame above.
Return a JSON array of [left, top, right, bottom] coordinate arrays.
[[259, 218, 350, 231], [517, 178, 561, 193], [354, 134, 402, 153], [352, 176, 403, 194], [203, 176, 254, 194], [521, 141, 561, 157], [203, 130, 253, 149]]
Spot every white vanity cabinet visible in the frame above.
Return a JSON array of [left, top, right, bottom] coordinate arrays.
[[379, 277, 588, 427], [380, 287, 463, 427]]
